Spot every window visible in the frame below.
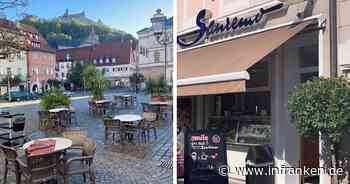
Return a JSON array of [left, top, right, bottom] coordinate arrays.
[[93, 59, 97, 64], [61, 72, 64, 78], [154, 51, 160, 63], [112, 58, 116, 63], [32, 68, 35, 75], [106, 58, 110, 63], [99, 59, 103, 64]]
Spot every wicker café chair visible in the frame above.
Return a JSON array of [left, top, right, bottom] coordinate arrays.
[[69, 106, 78, 125], [59, 138, 96, 184], [88, 101, 97, 115], [16, 152, 60, 184], [0, 144, 21, 184], [38, 111, 51, 130], [62, 130, 88, 150], [142, 112, 158, 142], [103, 117, 123, 143]]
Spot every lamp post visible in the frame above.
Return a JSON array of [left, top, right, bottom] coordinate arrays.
[[7, 67, 12, 102], [151, 9, 172, 82]]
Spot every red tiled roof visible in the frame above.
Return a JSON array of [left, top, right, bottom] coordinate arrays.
[[56, 41, 132, 65]]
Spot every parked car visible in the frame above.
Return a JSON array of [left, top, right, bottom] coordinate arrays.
[[63, 91, 74, 97], [1, 91, 39, 101]]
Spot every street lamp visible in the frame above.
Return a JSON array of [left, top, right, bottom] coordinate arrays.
[[7, 67, 13, 102], [151, 9, 172, 83]]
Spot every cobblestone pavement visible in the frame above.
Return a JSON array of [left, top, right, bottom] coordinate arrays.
[[0, 93, 173, 184]]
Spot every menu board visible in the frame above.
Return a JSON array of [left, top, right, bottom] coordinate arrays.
[[184, 130, 228, 184]]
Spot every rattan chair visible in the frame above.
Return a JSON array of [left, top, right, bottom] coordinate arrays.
[[88, 101, 97, 115], [59, 138, 96, 184], [69, 107, 78, 125], [62, 130, 88, 150], [16, 152, 60, 184], [38, 111, 50, 130], [0, 143, 20, 184], [142, 112, 158, 142], [104, 117, 123, 143]]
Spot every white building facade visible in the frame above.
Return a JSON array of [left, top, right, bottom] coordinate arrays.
[[137, 9, 173, 83]]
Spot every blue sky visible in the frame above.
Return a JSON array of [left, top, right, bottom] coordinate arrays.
[[3, 0, 172, 36]]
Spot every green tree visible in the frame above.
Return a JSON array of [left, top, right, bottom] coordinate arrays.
[[83, 65, 111, 100], [144, 76, 169, 96], [288, 77, 350, 183], [67, 62, 84, 89]]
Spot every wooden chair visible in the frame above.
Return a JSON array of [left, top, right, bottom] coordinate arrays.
[[103, 117, 123, 143], [69, 107, 78, 125], [38, 111, 50, 130], [88, 101, 97, 115], [59, 138, 96, 184], [142, 112, 158, 142], [62, 130, 88, 150], [17, 152, 60, 184], [0, 143, 20, 184]]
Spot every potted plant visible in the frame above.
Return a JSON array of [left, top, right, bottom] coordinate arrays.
[[288, 77, 350, 184], [40, 88, 70, 110], [83, 65, 111, 101], [144, 76, 169, 101]]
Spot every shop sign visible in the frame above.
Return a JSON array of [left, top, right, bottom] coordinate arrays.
[[177, 3, 284, 47], [184, 130, 228, 184]]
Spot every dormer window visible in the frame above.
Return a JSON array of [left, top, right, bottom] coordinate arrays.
[[106, 58, 110, 63], [99, 58, 103, 64], [93, 59, 97, 64], [112, 58, 116, 63]]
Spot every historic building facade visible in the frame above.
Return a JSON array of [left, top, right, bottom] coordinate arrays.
[[56, 40, 136, 87], [0, 19, 56, 94], [137, 9, 173, 83]]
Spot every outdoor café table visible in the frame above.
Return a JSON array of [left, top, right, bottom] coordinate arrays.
[[113, 114, 143, 141], [49, 107, 69, 113], [113, 114, 142, 125], [95, 100, 112, 115], [23, 137, 72, 154], [147, 101, 172, 119]]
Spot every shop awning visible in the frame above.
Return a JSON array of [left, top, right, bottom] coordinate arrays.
[[177, 20, 313, 96]]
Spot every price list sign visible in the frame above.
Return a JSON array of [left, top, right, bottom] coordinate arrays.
[[184, 130, 228, 184]]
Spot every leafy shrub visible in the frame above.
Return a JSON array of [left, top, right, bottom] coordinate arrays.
[[40, 88, 70, 110]]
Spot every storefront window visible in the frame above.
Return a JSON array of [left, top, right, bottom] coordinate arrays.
[[207, 92, 271, 145], [246, 60, 269, 88]]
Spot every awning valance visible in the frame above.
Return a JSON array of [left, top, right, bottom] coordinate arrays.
[[177, 20, 313, 96]]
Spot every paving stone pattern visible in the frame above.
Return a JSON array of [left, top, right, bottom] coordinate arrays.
[[0, 93, 173, 184]]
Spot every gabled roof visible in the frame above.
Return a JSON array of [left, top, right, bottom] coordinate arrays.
[[56, 41, 133, 65]]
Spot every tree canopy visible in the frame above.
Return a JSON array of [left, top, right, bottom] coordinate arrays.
[[20, 15, 135, 48]]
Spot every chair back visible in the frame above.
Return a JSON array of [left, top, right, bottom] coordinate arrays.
[[143, 112, 157, 122], [62, 130, 88, 148], [0, 144, 18, 162], [83, 138, 96, 156], [26, 152, 58, 178], [38, 111, 50, 119]]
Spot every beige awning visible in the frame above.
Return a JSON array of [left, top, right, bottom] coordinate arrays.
[[177, 20, 313, 96]]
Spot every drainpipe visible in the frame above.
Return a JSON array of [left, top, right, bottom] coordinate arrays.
[[330, 0, 338, 77]]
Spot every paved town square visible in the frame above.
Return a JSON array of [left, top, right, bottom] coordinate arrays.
[[0, 92, 173, 184]]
